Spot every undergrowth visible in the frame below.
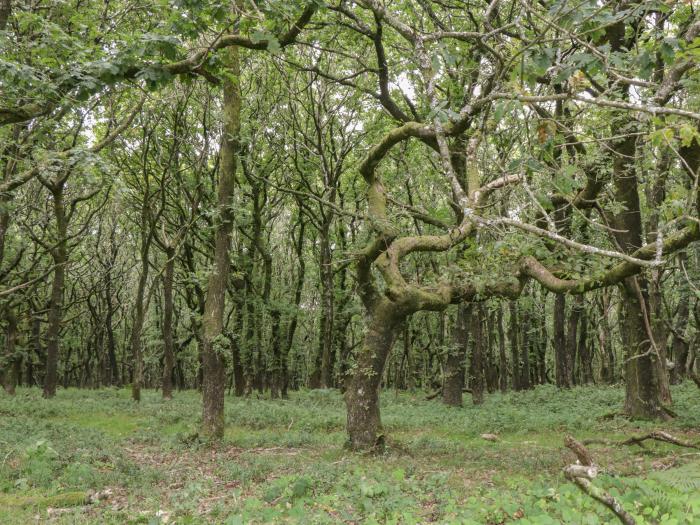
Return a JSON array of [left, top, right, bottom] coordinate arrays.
[[0, 383, 699, 524]]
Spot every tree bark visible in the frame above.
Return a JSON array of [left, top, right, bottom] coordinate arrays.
[[311, 224, 334, 388], [443, 304, 470, 406], [554, 294, 571, 388], [509, 301, 520, 390], [598, 292, 615, 383], [43, 183, 67, 398], [606, 19, 671, 419], [497, 304, 508, 392], [345, 299, 404, 450], [0, 0, 10, 31], [201, 40, 240, 439], [129, 201, 153, 403], [2, 307, 18, 394], [281, 217, 306, 398], [161, 247, 175, 399], [577, 297, 593, 384], [566, 297, 580, 385], [520, 308, 531, 390], [228, 302, 246, 397], [671, 253, 690, 382], [470, 305, 485, 405]]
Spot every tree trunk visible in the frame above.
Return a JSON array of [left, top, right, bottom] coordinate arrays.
[[0, 0, 10, 31], [345, 299, 403, 450], [281, 217, 306, 398], [497, 304, 508, 392], [671, 253, 690, 382], [620, 281, 670, 419], [44, 184, 67, 398], [606, 24, 670, 419], [566, 297, 580, 385], [485, 309, 498, 392], [228, 303, 246, 397], [312, 225, 334, 388], [509, 301, 520, 390], [161, 247, 175, 399], [598, 292, 615, 383], [443, 304, 470, 406], [577, 297, 593, 384], [2, 307, 18, 394], [537, 309, 548, 384], [201, 40, 240, 439], [470, 305, 485, 405], [130, 201, 152, 403], [554, 294, 571, 388]]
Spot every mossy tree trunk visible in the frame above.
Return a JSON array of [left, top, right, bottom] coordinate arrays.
[[443, 304, 470, 406], [2, 307, 18, 394], [201, 40, 240, 439], [344, 299, 404, 450], [43, 181, 67, 399], [470, 305, 485, 405]]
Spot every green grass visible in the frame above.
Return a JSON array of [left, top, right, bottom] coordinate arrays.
[[1, 384, 699, 524]]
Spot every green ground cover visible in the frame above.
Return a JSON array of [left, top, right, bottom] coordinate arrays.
[[1, 384, 699, 524]]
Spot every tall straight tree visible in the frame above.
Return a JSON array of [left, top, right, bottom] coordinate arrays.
[[200, 39, 241, 439]]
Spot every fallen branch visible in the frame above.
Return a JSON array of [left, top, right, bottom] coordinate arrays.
[[582, 430, 699, 450], [563, 435, 637, 525]]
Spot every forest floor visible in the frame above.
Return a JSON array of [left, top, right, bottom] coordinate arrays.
[[1, 385, 700, 524]]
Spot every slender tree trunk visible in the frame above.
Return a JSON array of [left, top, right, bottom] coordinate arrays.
[[509, 301, 520, 390], [162, 247, 175, 399], [104, 272, 119, 386], [130, 199, 153, 403], [566, 298, 580, 385], [538, 310, 548, 384], [201, 40, 240, 439], [497, 304, 508, 392], [553, 294, 571, 388], [520, 308, 531, 390], [671, 254, 690, 382], [44, 183, 67, 398], [269, 309, 282, 398], [577, 297, 593, 384], [443, 304, 470, 406], [281, 217, 306, 398], [470, 305, 485, 405], [228, 303, 246, 397], [312, 225, 334, 388], [2, 307, 18, 394], [599, 292, 615, 383], [485, 309, 498, 392]]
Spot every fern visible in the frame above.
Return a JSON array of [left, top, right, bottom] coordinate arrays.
[[651, 461, 700, 492]]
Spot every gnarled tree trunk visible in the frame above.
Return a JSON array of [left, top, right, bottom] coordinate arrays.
[[344, 299, 404, 450]]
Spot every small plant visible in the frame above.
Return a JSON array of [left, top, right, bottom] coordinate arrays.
[[21, 440, 58, 488]]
